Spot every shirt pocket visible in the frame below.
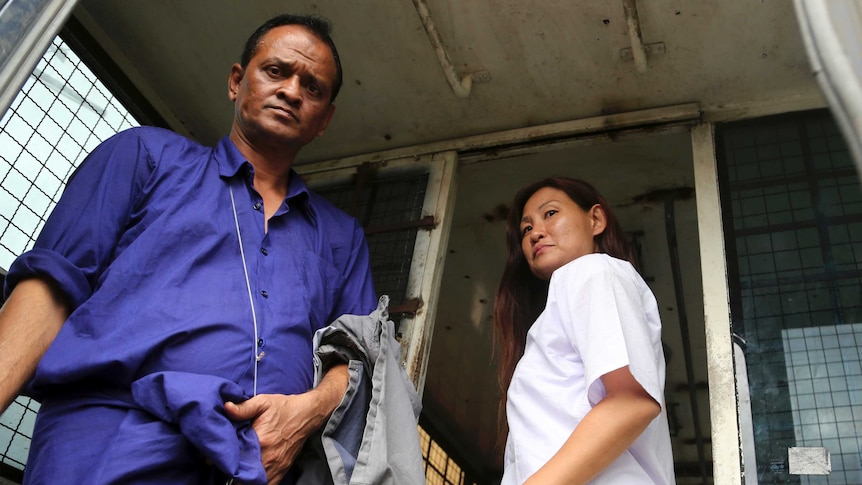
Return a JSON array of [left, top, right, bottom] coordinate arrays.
[[300, 253, 345, 329]]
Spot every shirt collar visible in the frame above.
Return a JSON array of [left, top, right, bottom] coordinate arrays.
[[215, 136, 311, 208], [215, 135, 247, 179]]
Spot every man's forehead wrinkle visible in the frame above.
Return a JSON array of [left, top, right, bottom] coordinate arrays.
[[263, 35, 328, 66], [288, 46, 320, 64]]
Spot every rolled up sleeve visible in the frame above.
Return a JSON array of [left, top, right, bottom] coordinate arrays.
[[3, 128, 155, 310]]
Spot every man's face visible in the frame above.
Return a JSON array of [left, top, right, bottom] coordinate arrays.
[[229, 24, 337, 151]]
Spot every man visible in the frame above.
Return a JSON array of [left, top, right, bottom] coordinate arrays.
[[0, 13, 376, 484]]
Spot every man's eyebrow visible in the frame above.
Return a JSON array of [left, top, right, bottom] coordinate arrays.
[[264, 56, 295, 66], [257, 58, 329, 87]]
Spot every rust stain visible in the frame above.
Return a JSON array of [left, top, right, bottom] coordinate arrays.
[[481, 203, 509, 223], [390, 297, 423, 316], [410, 331, 426, 387]]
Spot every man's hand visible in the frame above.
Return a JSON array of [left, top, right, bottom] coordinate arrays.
[[225, 393, 320, 485], [225, 364, 349, 485]]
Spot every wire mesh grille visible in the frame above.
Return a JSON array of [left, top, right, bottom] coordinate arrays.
[[0, 35, 139, 474], [315, 172, 429, 307], [0, 36, 138, 270], [720, 112, 862, 484]]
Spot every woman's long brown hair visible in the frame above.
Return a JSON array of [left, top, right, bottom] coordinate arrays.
[[492, 177, 637, 446]]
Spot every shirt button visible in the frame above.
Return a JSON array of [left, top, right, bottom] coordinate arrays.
[[253, 202, 262, 210], [260, 248, 268, 256], [258, 338, 265, 348], [260, 290, 268, 298]]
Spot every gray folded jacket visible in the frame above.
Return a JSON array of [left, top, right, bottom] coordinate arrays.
[[296, 295, 426, 485]]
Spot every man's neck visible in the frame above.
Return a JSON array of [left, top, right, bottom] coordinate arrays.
[[230, 130, 298, 222], [232, 129, 299, 178]]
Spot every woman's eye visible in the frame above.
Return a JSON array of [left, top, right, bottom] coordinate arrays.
[[545, 209, 557, 218], [521, 226, 532, 236]]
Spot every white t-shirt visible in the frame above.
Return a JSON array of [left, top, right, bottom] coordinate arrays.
[[502, 253, 675, 485]]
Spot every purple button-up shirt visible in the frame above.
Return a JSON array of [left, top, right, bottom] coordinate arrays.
[[7, 125, 376, 396], [4, 126, 376, 483]]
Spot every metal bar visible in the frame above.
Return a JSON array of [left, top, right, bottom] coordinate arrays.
[[389, 297, 423, 317], [0, 0, 79, 116], [411, 0, 472, 98], [349, 162, 375, 219], [691, 122, 742, 484], [364, 215, 436, 236], [664, 197, 709, 484], [621, 0, 649, 72], [731, 213, 862, 237], [740, 269, 862, 290], [798, 120, 846, 326], [299, 103, 701, 174], [734, 339, 758, 485], [725, 167, 857, 191], [793, 0, 862, 184], [401, 151, 458, 396]]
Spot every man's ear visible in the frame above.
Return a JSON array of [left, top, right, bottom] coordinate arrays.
[[228, 63, 244, 102], [315, 104, 336, 138], [590, 204, 608, 236]]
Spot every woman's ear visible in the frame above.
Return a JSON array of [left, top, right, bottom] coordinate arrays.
[[590, 204, 607, 236]]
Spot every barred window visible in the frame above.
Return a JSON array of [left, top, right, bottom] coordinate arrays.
[[718, 111, 862, 484], [0, 35, 139, 479], [419, 425, 477, 485]]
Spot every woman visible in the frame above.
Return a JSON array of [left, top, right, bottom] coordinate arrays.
[[493, 177, 675, 484]]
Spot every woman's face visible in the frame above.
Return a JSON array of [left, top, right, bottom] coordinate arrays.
[[519, 187, 605, 280]]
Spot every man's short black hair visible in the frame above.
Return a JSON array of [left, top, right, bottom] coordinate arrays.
[[240, 13, 343, 102]]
